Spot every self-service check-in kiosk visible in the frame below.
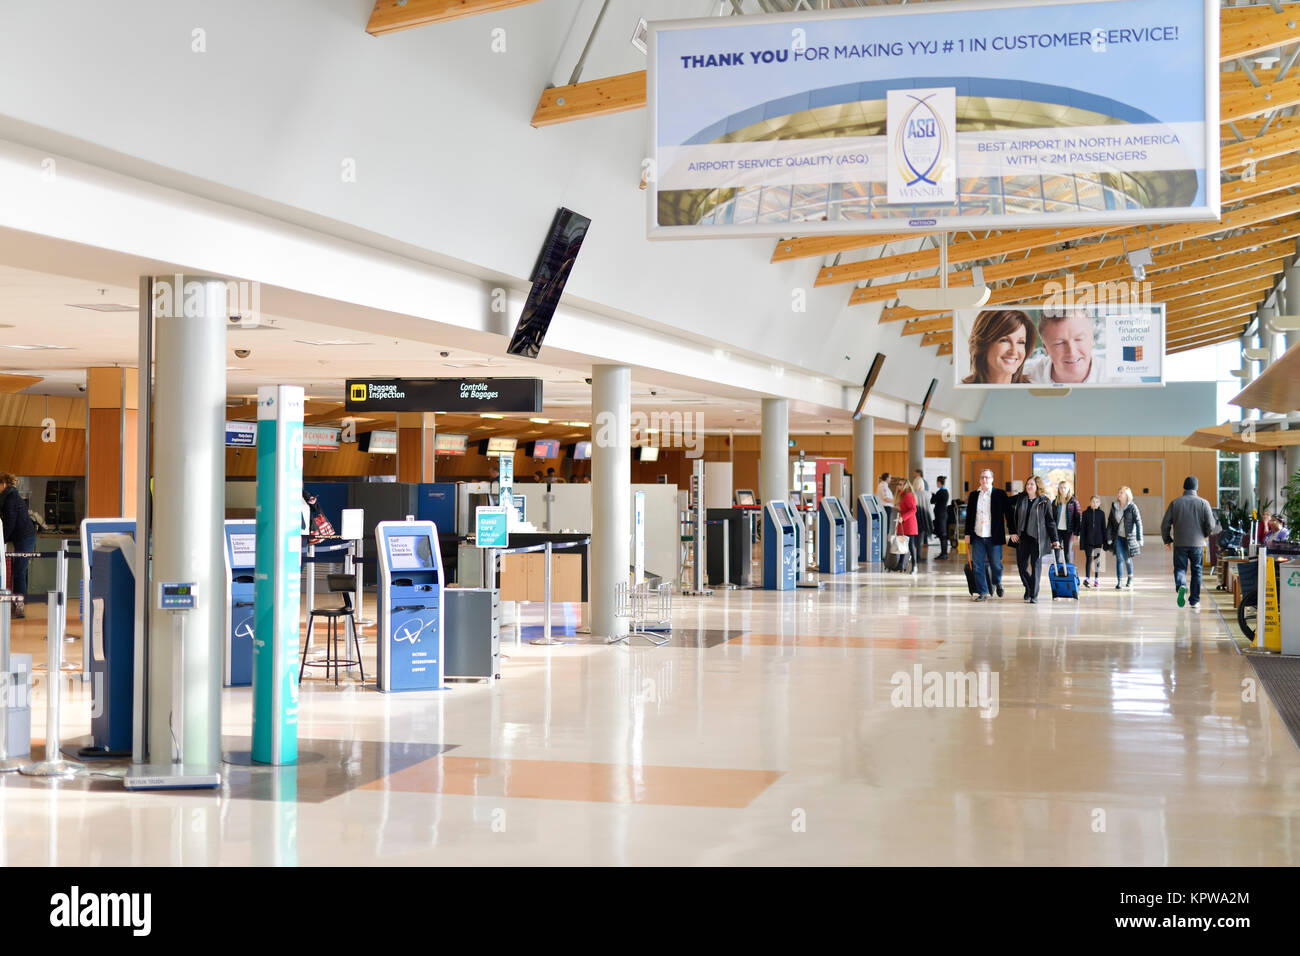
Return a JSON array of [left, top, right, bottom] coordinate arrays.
[[763, 501, 797, 590], [88, 534, 136, 756], [79, 518, 135, 682], [223, 520, 256, 687], [857, 495, 884, 564], [376, 521, 445, 692], [818, 497, 848, 574]]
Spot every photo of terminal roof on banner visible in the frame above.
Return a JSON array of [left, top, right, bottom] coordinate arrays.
[[647, 0, 1219, 238]]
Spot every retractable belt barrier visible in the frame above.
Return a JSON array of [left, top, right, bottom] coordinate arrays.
[[488, 539, 590, 648]]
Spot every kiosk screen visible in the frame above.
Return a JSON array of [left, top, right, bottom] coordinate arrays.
[[826, 498, 844, 520], [770, 502, 793, 530], [735, 489, 756, 506], [229, 533, 256, 565], [89, 531, 130, 551], [389, 535, 434, 570]]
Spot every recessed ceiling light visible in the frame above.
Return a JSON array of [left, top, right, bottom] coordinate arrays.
[[480, 413, 504, 419], [1, 344, 73, 351], [565, 420, 590, 427], [293, 339, 371, 347], [226, 366, 249, 371], [67, 303, 136, 313], [529, 417, 550, 424]]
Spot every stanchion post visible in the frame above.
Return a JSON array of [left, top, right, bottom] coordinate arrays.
[[0, 587, 21, 772], [529, 541, 565, 646], [19, 592, 80, 777], [57, 540, 75, 648]]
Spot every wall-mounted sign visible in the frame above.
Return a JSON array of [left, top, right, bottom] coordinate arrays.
[[302, 426, 341, 451], [434, 433, 468, 456], [648, 0, 1217, 237], [226, 421, 256, 448], [979, 436, 995, 451], [345, 378, 543, 413], [484, 436, 517, 457], [359, 430, 398, 454]]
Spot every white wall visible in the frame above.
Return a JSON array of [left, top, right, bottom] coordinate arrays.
[[0, 0, 978, 425]]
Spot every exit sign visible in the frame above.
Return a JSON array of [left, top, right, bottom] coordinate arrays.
[[1022, 439, 1040, 447]]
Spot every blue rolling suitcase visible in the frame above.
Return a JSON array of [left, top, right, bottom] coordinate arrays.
[[1048, 554, 1079, 600]]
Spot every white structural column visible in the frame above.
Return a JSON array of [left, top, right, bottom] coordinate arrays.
[[947, 439, 961, 494], [852, 414, 874, 501], [1257, 304, 1279, 508], [907, 419, 925, 479], [1285, 260, 1300, 479], [590, 365, 630, 641], [149, 275, 226, 767], [1239, 331, 1256, 511], [760, 398, 789, 507]]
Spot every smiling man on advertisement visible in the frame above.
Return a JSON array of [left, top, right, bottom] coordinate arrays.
[[1024, 309, 1103, 384]]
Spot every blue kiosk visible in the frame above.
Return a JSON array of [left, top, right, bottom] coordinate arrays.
[[79, 517, 136, 682], [857, 494, 885, 564], [87, 533, 137, 756], [818, 496, 848, 574], [762, 500, 797, 590], [375, 520, 445, 692], [223, 520, 256, 687]]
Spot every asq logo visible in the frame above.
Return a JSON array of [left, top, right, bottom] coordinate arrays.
[[350, 383, 367, 402], [887, 87, 956, 205]]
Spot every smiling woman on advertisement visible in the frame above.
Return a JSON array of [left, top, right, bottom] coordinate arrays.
[[962, 309, 1037, 385]]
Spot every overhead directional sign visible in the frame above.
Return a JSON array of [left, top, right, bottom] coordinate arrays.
[[345, 378, 543, 413]]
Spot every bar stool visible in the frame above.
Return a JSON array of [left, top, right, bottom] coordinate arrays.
[[300, 573, 364, 686]]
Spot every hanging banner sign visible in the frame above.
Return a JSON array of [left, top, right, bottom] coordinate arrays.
[[647, 0, 1218, 237], [345, 378, 543, 413]]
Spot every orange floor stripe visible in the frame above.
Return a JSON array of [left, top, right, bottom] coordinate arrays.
[[362, 755, 783, 808], [730, 634, 944, 649]]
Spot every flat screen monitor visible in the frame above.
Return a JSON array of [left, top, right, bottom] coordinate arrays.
[[571, 440, 592, 460], [852, 353, 886, 421], [89, 530, 131, 552], [637, 446, 660, 462], [434, 433, 468, 456], [914, 378, 939, 431], [530, 438, 560, 458], [482, 436, 517, 457], [506, 207, 591, 359], [229, 533, 256, 566], [769, 501, 793, 530], [825, 497, 844, 520], [735, 489, 756, 506], [388, 534, 434, 571]]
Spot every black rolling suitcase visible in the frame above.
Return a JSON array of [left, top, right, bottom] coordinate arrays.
[[964, 557, 993, 595]]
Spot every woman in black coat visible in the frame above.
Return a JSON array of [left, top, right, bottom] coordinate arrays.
[[1009, 475, 1061, 604], [1078, 494, 1107, 588]]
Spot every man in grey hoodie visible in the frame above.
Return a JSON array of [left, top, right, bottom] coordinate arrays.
[[1160, 475, 1215, 610]]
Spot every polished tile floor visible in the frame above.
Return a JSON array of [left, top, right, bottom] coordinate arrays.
[[3, 549, 1299, 865]]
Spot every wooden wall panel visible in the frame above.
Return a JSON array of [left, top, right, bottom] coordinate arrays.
[[86, 408, 122, 517], [0, 425, 85, 477]]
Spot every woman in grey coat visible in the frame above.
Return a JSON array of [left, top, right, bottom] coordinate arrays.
[[1009, 474, 1062, 604], [1105, 485, 1143, 590]]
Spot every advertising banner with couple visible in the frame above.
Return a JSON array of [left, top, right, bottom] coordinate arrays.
[[954, 303, 1164, 388]]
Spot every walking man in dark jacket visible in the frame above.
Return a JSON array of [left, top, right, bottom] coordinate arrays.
[[931, 477, 951, 559], [964, 468, 1012, 601], [0, 473, 36, 617], [1160, 475, 1215, 611]]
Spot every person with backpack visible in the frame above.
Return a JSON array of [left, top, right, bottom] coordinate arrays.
[[0, 473, 36, 617], [1079, 494, 1107, 588], [1106, 486, 1143, 590]]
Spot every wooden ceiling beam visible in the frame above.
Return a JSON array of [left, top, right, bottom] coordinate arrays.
[[1170, 330, 1249, 354], [366, 0, 541, 34], [1170, 322, 1254, 350], [817, 226, 1107, 286], [1168, 309, 1257, 336], [878, 305, 949, 324], [531, 71, 646, 128], [1168, 294, 1263, 322], [771, 232, 921, 263], [849, 193, 1300, 304], [1162, 274, 1277, 310], [1220, 3, 1300, 62], [901, 316, 955, 336]]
